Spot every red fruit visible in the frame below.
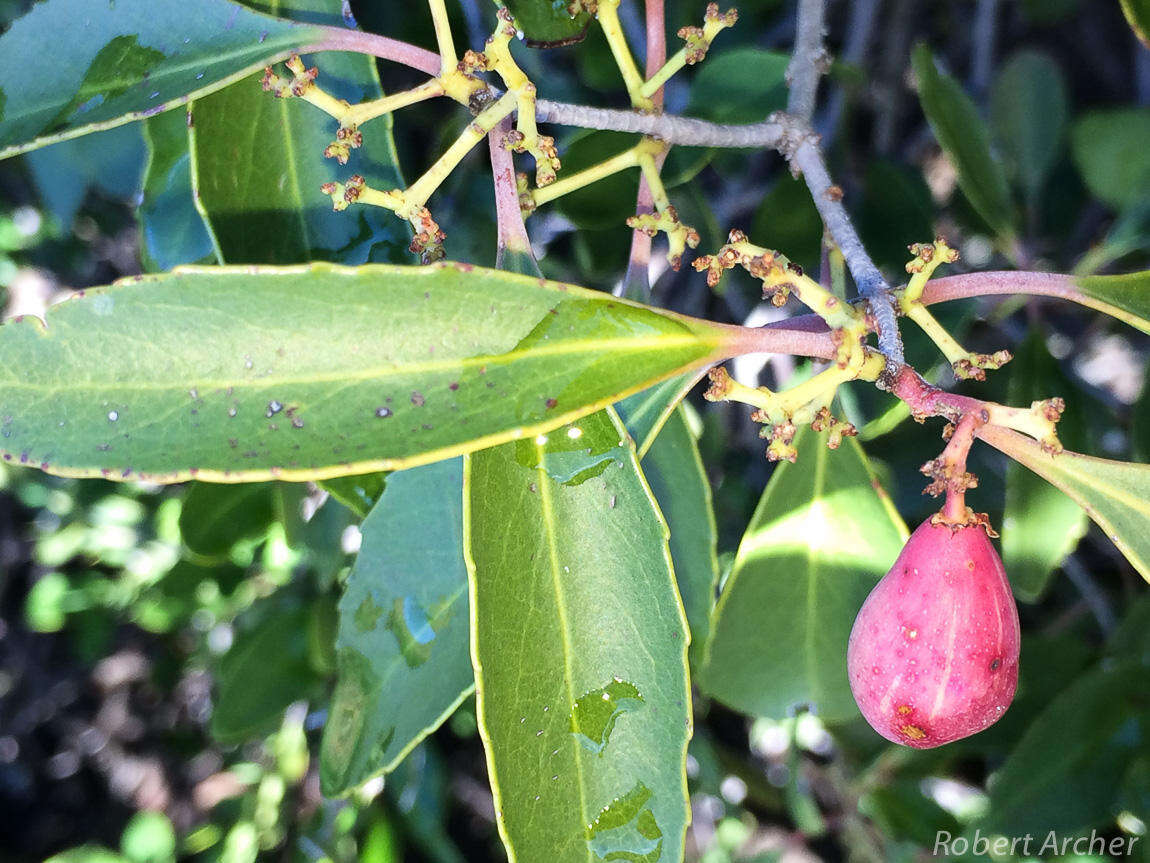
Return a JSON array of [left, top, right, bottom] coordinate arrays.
[[847, 518, 1020, 748]]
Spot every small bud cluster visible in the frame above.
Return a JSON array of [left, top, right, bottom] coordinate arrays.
[[703, 366, 858, 463], [626, 205, 700, 270], [677, 4, 739, 65]]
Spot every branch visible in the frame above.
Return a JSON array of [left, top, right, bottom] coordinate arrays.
[[786, 0, 830, 121], [783, 132, 904, 364], [535, 100, 787, 145]]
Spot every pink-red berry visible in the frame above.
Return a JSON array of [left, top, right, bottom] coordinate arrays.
[[847, 518, 1020, 748]]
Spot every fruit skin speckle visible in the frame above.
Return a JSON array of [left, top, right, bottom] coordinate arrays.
[[846, 518, 1020, 749]]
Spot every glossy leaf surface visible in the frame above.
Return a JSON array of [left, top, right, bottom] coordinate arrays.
[[465, 409, 690, 863], [0, 263, 733, 482], [702, 428, 907, 721], [0, 0, 321, 158], [321, 459, 472, 795], [982, 425, 1150, 583]]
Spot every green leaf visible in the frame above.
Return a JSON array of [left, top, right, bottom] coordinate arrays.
[[465, 409, 691, 863], [497, 0, 592, 47], [318, 473, 386, 518], [179, 482, 277, 559], [1072, 269, 1150, 335], [685, 48, 789, 125], [0, 0, 324, 159], [1071, 108, 1150, 210], [46, 849, 128, 863], [614, 372, 700, 458], [911, 43, 1016, 241], [1001, 330, 1088, 602], [981, 425, 1150, 583], [212, 605, 316, 743], [1120, 0, 1150, 48], [320, 459, 473, 795], [140, 109, 216, 271], [701, 428, 908, 722], [979, 660, 1150, 835], [640, 406, 719, 670], [189, 0, 408, 264], [989, 50, 1067, 201], [0, 263, 734, 482]]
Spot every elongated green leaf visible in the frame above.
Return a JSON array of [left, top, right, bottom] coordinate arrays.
[[1001, 331, 1088, 601], [465, 409, 691, 863], [0, 0, 324, 159], [1071, 109, 1150, 211], [990, 50, 1067, 201], [979, 659, 1150, 834], [190, 0, 408, 264], [614, 372, 701, 458], [911, 43, 1016, 241], [140, 109, 216, 271], [179, 481, 277, 558], [982, 425, 1150, 583], [321, 459, 472, 795], [701, 428, 907, 722], [1121, 0, 1150, 47], [0, 263, 734, 482], [640, 406, 719, 669]]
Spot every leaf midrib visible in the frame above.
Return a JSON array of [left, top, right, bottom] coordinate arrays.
[[0, 333, 720, 393], [534, 447, 592, 856]]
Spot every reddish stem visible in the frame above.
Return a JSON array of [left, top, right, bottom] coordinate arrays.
[[623, 0, 668, 295], [919, 270, 1083, 306], [308, 26, 441, 76], [488, 116, 534, 269]]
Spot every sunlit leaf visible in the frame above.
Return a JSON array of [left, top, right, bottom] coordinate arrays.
[[981, 425, 1150, 583], [701, 427, 908, 722], [911, 43, 1016, 241], [320, 459, 473, 795], [465, 409, 691, 863], [1001, 331, 1088, 602], [0, 263, 735, 482], [0, 0, 323, 159]]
